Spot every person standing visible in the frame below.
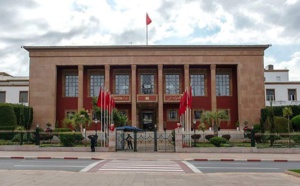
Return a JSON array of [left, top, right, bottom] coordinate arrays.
[[126, 134, 133, 149], [88, 134, 96, 152]]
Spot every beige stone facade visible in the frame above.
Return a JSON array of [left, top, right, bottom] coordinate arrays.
[[24, 45, 269, 130]]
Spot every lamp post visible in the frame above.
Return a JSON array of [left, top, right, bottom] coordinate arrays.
[[154, 124, 157, 151], [193, 119, 196, 147], [94, 118, 99, 136]]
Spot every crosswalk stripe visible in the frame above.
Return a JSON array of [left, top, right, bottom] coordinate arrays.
[[97, 160, 186, 173]]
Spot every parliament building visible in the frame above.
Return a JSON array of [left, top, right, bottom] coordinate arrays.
[[24, 45, 269, 131]]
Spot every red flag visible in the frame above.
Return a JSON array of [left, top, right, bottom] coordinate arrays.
[[101, 89, 105, 108], [97, 88, 102, 108], [188, 86, 192, 108], [106, 92, 110, 111], [146, 13, 152, 25]]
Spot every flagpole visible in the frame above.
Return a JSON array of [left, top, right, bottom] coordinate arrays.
[[146, 24, 148, 45]]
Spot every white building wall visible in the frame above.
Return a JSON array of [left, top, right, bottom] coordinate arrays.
[[265, 83, 300, 106], [0, 86, 29, 106], [264, 71, 289, 82]]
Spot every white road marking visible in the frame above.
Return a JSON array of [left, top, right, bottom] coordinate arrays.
[[98, 160, 185, 173], [197, 167, 279, 170], [14, 165, 85, 168], [182, 161, 202, 173], [80, 160, 104, 172]]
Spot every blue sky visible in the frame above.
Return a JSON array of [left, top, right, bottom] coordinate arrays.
[[0, 0, 299, 80]]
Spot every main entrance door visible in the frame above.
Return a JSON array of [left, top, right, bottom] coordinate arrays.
[[141, 110, 155, 131]]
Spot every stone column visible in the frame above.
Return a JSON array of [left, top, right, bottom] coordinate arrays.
[[131, 65, 137, 127], [158, 64, 163, 131], [78, 65, 84, 112], [210, 64, 217, 112], [105, 65, 110, 91]]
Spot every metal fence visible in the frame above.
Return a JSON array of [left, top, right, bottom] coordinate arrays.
[[181, 131, 300, 148], [116, 130, 175, 152]]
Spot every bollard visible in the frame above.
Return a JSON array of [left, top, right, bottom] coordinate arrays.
[[35, 127, 40, 146], [251, 129, 255, 147], [134, 130, 137, 152]]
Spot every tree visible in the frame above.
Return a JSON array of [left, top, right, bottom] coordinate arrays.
[[62, 109, 92, 145], [113, 109, 128, 127], [269, 105, 275, 146], [283, 107, 293, 148], [200, 110, 229, 136]]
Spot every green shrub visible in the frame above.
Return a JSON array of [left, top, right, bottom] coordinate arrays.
[[261, 105, 300, 129], [290, 132, 300, 142], [12, 133, 34, 142], [209, 137, 227, 147], [60, 132, 83, 147], [53, 128, 72, 133], [265, 116, 292, 134], [191, 134, 201, 140], [205, 134, 214, 141], [252, 124, 261, 133], [291, 115, 300, 131], [0, 104, 18, 129], [0, 126, 15, 140], [221, 134, 231, 141]]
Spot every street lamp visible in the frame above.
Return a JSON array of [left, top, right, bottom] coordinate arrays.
[[193, 119, 196, 147], [94, 118, 99, 135]]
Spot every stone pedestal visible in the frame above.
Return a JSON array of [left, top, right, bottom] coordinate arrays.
[[175, 128, 183, 152], [108, 130, 116, 152]]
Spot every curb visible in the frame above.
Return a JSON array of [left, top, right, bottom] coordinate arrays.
[[285, 170, 300, 178], [0, 156, 102, 160], [193, 158, 300, 162], [1, 156, 300, 162]]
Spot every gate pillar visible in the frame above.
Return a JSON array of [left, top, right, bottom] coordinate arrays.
[[108, 130, 116, 152], [175, 129, 183, 152]]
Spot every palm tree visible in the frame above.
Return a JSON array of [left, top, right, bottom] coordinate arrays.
[[63, 109, 92, 145], [283, 107, 293, 148], [201, 110, 229, 136]]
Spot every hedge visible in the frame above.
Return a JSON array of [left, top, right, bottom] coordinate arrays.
[[60, 132, 84, 147], [0, 103, 33, 130], [0, 104, 17, 128], [291, 115, 300, 131], [261, 105, 300, 131]]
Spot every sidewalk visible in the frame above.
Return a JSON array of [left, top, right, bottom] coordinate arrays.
[[1, 151, 300, 186], [1, 150, 300, 162]]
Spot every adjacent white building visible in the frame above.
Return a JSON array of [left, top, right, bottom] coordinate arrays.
[[0, 72, 29, 106], [265, 65, 300, 106]]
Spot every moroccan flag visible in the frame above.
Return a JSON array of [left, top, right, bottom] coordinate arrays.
[[146, 13, 152, 25], [188, 86, 192, 108], [97, 88, 102, 108], [105, 92, 110, 111]]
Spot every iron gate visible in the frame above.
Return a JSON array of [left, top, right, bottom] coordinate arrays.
[[116, 130, 175, 152]]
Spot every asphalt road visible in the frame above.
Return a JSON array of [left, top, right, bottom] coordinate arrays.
[[187, 161, 300, 173], [0, 159, 100, 172]]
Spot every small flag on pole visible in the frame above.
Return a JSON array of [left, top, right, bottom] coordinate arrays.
[[146, 13, 152, 25], [146, 13, 152, 45]]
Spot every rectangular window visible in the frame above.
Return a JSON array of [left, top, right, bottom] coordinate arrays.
[[288, 89, 297, 101], [165, 74, 180, 94], [65, 75, 78, 97], [266, 89, 275, 101], [66, 110, 76, 119], [141, 74, 154, 94], [216, 74, 230, 96], [167, 109, 178, 121], [115, 74, 130, 94], [193, 110, 203, 121], [276, 76, 281, 81], [190, 74, 205, 96], [19, 91, 28, 103], [0, 92, 5, 103], [217, 109, 231, 121], [90, 75, 104, 97]]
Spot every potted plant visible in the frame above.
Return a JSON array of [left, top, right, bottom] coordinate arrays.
[[236, 121, 240, 131]]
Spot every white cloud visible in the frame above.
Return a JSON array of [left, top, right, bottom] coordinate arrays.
[[0, 0, 299, 79]]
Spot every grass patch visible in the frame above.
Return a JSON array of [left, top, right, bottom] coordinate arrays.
[[289, 170, 300, 173]]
